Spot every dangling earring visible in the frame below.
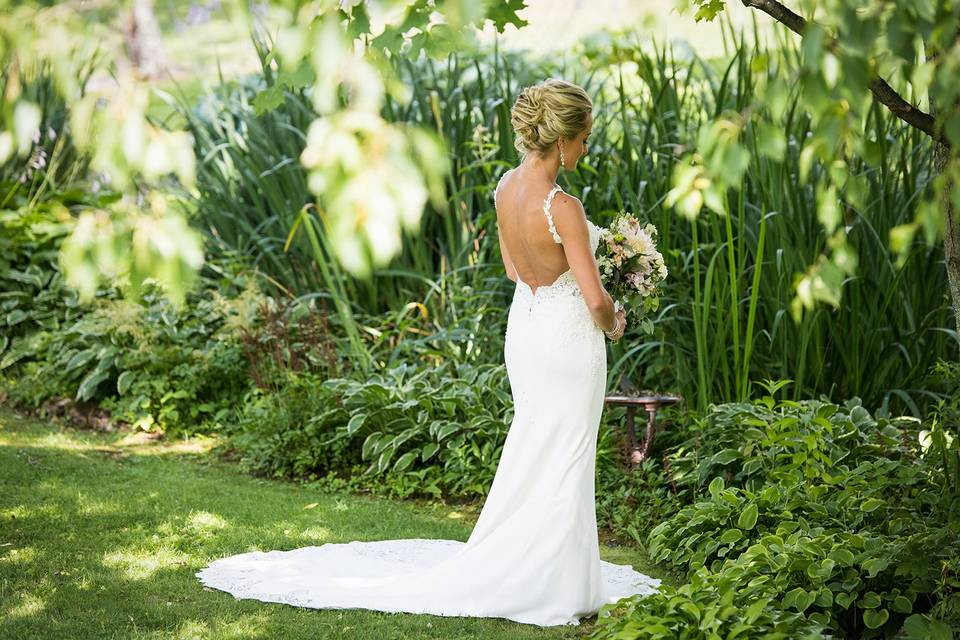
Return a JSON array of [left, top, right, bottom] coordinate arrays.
[[558, 140, 566, 170]]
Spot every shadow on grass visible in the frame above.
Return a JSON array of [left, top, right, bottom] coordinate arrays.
[[0, 407, 663, 639]]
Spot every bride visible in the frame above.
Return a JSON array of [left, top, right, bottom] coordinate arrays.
[[195, 78, 661, 628]]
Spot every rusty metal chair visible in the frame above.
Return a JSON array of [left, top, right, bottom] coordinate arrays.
[[604, 374, 682, 469]]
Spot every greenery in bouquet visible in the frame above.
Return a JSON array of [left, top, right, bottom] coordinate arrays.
[[596, 212, 668, 334]]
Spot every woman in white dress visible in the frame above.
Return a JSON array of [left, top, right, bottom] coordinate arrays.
[[195, 78, 660, 628]]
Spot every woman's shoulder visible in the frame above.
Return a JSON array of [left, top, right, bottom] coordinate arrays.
[[549, 189, 591, 233], [494, 167, 519, 200], [550, 189, 586, 216]]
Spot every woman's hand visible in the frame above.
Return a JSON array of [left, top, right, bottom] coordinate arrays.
[[604, 309, 627, 342]]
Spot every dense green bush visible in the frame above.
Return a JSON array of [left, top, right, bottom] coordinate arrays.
[[590, 563, 830, 640], [647, 477, 957, 636], [662, 394, 925, 500], [593, 387, 959, 639], [235, 294, 350, 393], [6, 280, 257, 435], [595, 455, 683, 548], [225, 370, 356, 478], [0, 61, 116, 367], [226, 352, 687, 507], [226, 360, 516, 498], [0, 199, 109, 356]]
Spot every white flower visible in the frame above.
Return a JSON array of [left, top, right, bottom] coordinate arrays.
[[633, 231, 655, 257]]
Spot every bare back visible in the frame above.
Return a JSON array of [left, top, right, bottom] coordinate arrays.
[[495, 168, 571, 294]]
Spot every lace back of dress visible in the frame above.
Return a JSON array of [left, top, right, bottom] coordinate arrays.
[[543, 186, 563, 244]]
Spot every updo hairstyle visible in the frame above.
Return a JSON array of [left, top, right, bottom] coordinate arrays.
[[510, 78, 592, 157]]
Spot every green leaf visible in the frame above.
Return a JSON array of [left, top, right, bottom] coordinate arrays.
[[859, 591, 882, 608], [764, 76, 790, 122], [361, 432, 383, 460], [744, 597, 767, 623], [76, 367, 109, 402], [760, 485, 779, 504], [828, 548, 856, 566], [279, 59, 316, 91], [902, 613, 954, 640], [945, 113, 960, 148], [801, 23, 826, 71], [836, 591, 857, 609], [859, 498, 885, 512], [65, 348, 97, 372], [708, 476, 725, 498], [5, 309, 27, 325], [252, 85, 285, 116], [5, 268, 43, 287], [420, 442, 440, 462], [484, 0, 529, 33], [371, 26, 405, 55], [737, 503, 759, 530], [861, 558, 890, 577], [343, 1, 371, 38], [711, 448, 740, 465], [742, 458, 764, 475], [890, 223, 918, 255], [435, 423, 460, 441], [116, 370, 135, 395], [374, 448, 395, 474], [691, 0, 726, 22], [807, 558, 836, 579], [821, 52, 840, 88], [892, 595, 913, 613], [816, 184, 841, 234], [910, 62, 935, 98], [755, 120, 786, 161], [814, 587, 834, 607], [719, 528, 743, 544], [345, 413, 367, 436], [393, 451, 418, 472], [679, 601, 701, 621], [783, 587, 812, 611], [863, 607, 889, 629], [721, 490, 740, 506]]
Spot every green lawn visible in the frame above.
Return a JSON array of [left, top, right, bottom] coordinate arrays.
[[0, 406, 666, 639]]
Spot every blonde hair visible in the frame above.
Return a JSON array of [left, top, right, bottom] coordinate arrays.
[[510, 78, 593, 157]]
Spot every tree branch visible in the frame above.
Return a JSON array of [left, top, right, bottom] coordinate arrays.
[[740, 0, 947, 145], [741, 0, 806, 35]]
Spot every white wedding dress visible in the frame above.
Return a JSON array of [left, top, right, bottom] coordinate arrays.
[[195, 176, 661, 627]]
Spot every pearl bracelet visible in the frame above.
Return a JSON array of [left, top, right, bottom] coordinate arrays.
[[604, 315, 624, 338]]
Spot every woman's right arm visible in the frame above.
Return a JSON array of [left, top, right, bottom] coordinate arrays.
[[551, 194, 620, 333], [590, 289, 617, 334]]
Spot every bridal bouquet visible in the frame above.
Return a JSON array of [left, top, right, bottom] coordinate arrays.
[[596, 212, 667, 335]]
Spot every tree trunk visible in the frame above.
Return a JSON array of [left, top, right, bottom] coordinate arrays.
[[930, 19, 960, 352], [124, 0, 170, 80], [936, 141, 960, 348]]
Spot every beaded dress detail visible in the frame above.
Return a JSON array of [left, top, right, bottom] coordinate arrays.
[[194, 173, 661, 628]]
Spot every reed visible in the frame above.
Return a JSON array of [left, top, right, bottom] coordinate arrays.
[[180, 23, 950, 415]]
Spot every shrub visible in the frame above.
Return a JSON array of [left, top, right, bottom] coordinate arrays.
[[614, 391, 960, 639], [225, 360, 515, 499], [589, 563, 830, 639], [6, 280, 257, 436]]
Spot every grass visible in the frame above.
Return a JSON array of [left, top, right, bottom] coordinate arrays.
[[0, 406, 667, 639]]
